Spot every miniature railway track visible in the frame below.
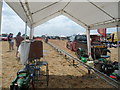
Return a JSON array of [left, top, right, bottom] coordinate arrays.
[[47, 42, 120, 88]]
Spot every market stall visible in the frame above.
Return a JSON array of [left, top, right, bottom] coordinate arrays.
[[0, 0, 120, 77]]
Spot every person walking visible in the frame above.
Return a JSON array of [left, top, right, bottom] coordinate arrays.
[[15, 32, 24, 57], [7, 33, 14, 51]]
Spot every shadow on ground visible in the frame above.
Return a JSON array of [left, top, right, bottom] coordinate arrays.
[[35, 73, 113, 88]]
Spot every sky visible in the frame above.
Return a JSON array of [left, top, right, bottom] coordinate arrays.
[[1, 2, 116, 37]]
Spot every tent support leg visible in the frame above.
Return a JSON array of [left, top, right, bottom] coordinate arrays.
[[0, 0, 3, 34], [86, 28, 92, 59], [86, 28, 92, 75], [30, 26, 34, 39], [0, 1, 3, 88], [116, 25, 120, 76]]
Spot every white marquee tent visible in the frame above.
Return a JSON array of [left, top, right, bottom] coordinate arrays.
[[0, 0, 120, 74]]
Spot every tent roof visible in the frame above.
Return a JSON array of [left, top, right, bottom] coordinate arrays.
[[5, 0, 119, 30]]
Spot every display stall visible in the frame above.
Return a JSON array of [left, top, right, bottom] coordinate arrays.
[[0, 0, 120, 88]]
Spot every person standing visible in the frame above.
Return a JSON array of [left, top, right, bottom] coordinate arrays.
[[45, 36, 49, 43], [7, 33, 14, 51], [11, 33, 14, 50], [15, 32, 24, 57]]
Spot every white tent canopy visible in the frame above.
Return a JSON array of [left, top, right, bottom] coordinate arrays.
[[5, 0, 119, 29], [0, 0, 120, 75]]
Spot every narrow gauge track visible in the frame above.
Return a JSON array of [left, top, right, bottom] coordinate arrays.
[[47, 42, 120, 88]]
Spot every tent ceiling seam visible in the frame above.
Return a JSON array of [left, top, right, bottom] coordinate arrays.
[[90, 18, 120, 27], [25, 1, 34, 26], [90, 20, 119, 30], [6, 1, 119, 30], [5, 2, 29, 26], [61, 0, 71, 11], [88, 1, 116, 20], [33, 10, 61, 26], [31, 1, 60, 15], [63, 10, 89, 27], [19, 0, 32, 25]]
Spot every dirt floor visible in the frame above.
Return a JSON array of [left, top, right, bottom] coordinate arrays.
[[1, 40, 118, 88], [49, 39, 118, 62], [1, 41, 23, 88]]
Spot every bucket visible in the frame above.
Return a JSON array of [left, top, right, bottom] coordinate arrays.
[[86, 61, 94, 67], [80, 57, 87, 63]]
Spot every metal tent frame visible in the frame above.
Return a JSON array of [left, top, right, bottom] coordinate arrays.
[[0, 0, 120, 74]]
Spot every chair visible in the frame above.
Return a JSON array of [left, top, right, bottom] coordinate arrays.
[[29, 59, 49, 86]]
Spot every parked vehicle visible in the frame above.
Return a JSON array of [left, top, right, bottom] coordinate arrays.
[[66, 35, 87, 51], [60, 35, 67, 40], [66, 35, 107, 59], [0, 34, 8, 41], [107, 31, 120, 44], [55, 36, 60, 40], [104, 41, 120, 48], [112, 43, 120, 48], [22, 34, 29, 39]]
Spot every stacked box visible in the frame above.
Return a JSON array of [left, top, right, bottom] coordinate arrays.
[[28, 40, 43, 60]]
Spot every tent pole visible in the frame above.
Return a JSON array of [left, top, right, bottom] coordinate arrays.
[[86, 27, 92, 74], [24, 21, 27, 40], [0, 0, 3, 88], [30, 26, 34, 39], [118, 1, 120, 76], [0, 0, 3, 35], [86, 27, 92, 59], [116, 25, 120, 75]]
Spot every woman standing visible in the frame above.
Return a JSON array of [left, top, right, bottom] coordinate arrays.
[[7, 33, 14, 51], [15, 32, 24, 57]]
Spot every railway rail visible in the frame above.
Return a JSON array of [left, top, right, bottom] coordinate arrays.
[[47, 42, 120, 88]]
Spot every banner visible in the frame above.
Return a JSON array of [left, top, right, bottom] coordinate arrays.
[[97, 28, 106, 37]]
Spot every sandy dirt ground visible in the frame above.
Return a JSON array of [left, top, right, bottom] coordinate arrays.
[[0, 42, 2, 89], [1, 41, 23, 88], [49, 39, 118, 62], [1, 40, 116, 88]]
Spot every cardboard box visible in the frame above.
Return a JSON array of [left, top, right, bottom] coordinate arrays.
[[28, 40, 43, 60]]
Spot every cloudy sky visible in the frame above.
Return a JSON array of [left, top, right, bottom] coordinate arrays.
[[1, 2, 116, 37]]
